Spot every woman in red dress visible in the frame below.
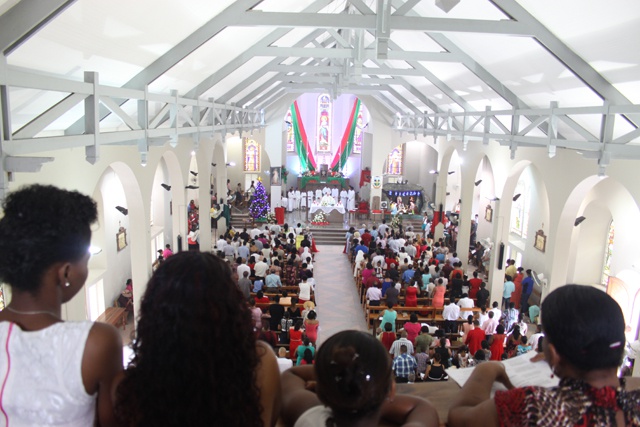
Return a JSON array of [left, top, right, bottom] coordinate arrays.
[[405, 282, 419, 307], [303, 310, 319, 344], [511, 267, 524, 309], [489, 324, 506, 361], [289, 321, 303, 361]]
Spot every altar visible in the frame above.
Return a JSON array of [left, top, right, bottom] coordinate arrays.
[[308, 205, 346, 223]]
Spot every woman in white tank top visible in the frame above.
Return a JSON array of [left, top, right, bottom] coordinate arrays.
[[0, 185, 122, 427]]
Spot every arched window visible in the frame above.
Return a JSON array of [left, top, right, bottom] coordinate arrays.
[[317, 93, 331, 152], [353, 111, 364, 154], [387, 145, 404, 175], [285, 110, 295, 152], [243, 138, 260, 172], [602, 221, 615, 286], [510, 177, 530, 239]]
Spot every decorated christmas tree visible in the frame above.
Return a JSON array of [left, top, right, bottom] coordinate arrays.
[[249, 180, 270, 220]]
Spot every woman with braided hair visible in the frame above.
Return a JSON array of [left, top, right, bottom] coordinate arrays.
[[281, 330, 438, 427]]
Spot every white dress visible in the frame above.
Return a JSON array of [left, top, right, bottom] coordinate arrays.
[[0, 321, 97, 427], [294, 406, 332, 427], [348, 189, 356, 210], [340, 189, 348, 207], [294, 190, 301, 209], [288, 190, 295, 211]]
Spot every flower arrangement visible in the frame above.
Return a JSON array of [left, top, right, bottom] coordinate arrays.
[[281, 166, 289, 184], [302, 170, 318, 177], [390, 213, 403, 231], [311, 211, 330, 226], [266, 213, 277, 224], [320, 195, 336, 206]]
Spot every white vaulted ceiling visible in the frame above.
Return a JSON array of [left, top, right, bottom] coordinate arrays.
[[1, 0, 639, 158]]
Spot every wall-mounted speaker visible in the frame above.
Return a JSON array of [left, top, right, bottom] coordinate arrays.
[[380, 201, 388, 209], [497, 242, 505, 270]]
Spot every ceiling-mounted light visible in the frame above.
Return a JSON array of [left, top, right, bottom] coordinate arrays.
[[474, 180, 483, 186], [489, 197, 500, 202], [190, 171, 198, 177], [512, 193, 521, 202], [161, 183, 171, 191], [115, 206, 128, 216], [212, 163, 217, 167], [226, 161, 236, 167], [185, 185, 199, 190], [574, 216, 586, 227]]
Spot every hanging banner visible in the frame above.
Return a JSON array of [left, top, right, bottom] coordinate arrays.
[[330, 98, 361, 172], [291, 102, 317, 171]]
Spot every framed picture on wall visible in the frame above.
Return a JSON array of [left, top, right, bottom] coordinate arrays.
[[116, 226, 128, 251], [485, 205, 493, 223], [534, 229, 546, 252], [270, 166, 281, 186]]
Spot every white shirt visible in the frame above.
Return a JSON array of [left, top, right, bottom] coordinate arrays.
[[366, 287, 382, 301], [529, 332, 544, 351], [442, 303, 461, 321], [254, 261, 269, 278], [390, 338, 414, 358], [482, 317, 499, 335], [237, 264, 251, 279], [216, 238, 227, 250], [491, 307, 502, 320], [298, 281, 312, 300], [457, 297, 475, 318]]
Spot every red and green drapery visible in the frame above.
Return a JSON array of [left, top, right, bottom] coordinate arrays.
[[330, 98, 361, 172], [291, 101, 317, 171]]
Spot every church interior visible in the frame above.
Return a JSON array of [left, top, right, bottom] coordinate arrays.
[[0, 0, 640, 384]]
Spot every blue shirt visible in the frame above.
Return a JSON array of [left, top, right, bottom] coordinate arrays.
[[392, 353, 417, 378], [265, 274, 281, 288], [253, 279, 264, 293], [503, 281, 515, 298], [354, 244, 369, 255], [402, 269, 415, 284], [521, 276, 534, 295]]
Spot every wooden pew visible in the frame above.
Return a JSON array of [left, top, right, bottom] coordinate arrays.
[[96, 307, 127, 330]]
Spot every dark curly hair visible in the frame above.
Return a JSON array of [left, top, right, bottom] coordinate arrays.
[[116, 251, 262, 426], [315, 330, 392, 420], [0, 184, 96, 292]]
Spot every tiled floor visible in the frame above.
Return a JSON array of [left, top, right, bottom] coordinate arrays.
[[312, 244, 368, 346]]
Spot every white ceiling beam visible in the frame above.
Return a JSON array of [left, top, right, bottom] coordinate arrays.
[[257, 46, 460, 62], [0, 0, 76, 55], [185, 0, 334, 99], [266, 64, 343, 74], [490, 0, 638, 128], [211, 29, 327, 103], [240, 11, 532, 36], [392, 0, 422, 16]]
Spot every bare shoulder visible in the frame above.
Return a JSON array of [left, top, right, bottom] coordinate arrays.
[[81, 322, 123, 394]]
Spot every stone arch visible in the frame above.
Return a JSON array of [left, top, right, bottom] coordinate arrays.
[[551, 176, 640, 293], [91, 161, 147, 324]]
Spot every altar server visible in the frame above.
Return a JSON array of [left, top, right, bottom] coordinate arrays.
[[348, 186, 356, 210], [294, 188, 301, 210], [340, 188, 348, 207]]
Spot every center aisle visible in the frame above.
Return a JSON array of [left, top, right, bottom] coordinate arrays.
[[313, 245, 367, 346]]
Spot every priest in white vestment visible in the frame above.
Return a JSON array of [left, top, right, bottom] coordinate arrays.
[[340, 189, 348, 207], [331, 187, 339, 200], [307, 190, 313, 207], [315, 188, 322, 200], [294, 188, 301, 209], [287, 189, 295, 212], [348, 187, 356, 210]]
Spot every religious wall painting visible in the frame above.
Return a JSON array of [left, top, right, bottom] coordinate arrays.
[[534, 228, 546, 252], [285, 110, 295, 152], [387, 145, 404, 175], [485, 204, 493, 223], [316, 94, 331, 152], [353, 111, 364, 154], [244, 138, 260, 172]]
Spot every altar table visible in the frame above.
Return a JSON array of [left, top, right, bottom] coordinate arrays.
[[308, 205, 345, 223]]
